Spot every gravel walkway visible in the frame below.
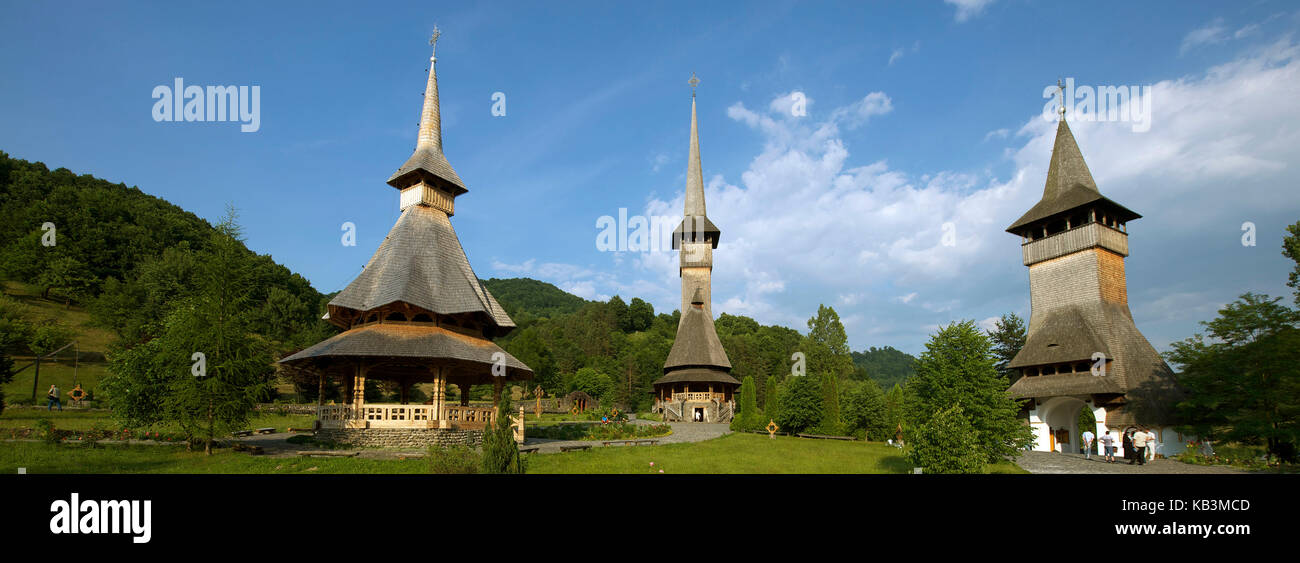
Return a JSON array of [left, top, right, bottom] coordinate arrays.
[[1013, 451, 1246, 474]]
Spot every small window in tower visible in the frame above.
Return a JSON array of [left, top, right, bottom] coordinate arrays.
[[411, 313, 433, 323], [385, 312, 407, 322]]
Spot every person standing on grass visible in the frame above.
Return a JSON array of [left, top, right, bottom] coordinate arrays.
[[1130, 427, 1148, 465], [1082, 429, 1095, 460], [1100, 430, 1116, 463], [46, 384, 62, 411]]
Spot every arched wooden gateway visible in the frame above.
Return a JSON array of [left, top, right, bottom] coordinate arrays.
[[651, 86, 739, 423], [279, 32, 532, 447]]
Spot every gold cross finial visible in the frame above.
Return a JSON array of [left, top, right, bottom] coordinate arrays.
[[430, 26, 441, 57], [688, 72, 700, 96]]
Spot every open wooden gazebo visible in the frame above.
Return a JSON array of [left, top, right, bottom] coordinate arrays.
[[279, 31, 531, 445]]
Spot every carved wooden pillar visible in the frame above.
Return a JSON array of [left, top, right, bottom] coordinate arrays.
[[353, 362, 367, 410], [493, 377, 503, 404]]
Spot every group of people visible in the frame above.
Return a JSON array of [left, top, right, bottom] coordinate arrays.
[[1080, 427, 1159, 465]]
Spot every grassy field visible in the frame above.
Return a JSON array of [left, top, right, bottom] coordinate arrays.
[[0, 442, 427, 474], [0, 406, 314, 434], [0, 431, 1028, 474], [2, 281, 116, 403], [526, 433, 1028, 474]]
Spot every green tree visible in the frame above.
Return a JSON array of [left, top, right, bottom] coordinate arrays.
[[842, 379, 888, 440], [904, 321, 1033, 462], [764, 375, 782, 426], [817, 371, 843, 435], [566, 367, 615, 404], [908, 405, 985, 474], [1166, 293, 1300, 462], [987, 312, 1027, 383], [626, 297, 654, 332], [776, 375, 822, 434], [731, 376, 760, 432], [102, 209, 272, 454], [1284, 220, 1300, 305], [480, 394, 525, 474]]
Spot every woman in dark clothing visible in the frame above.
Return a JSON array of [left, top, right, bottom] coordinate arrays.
[[1122, 428, 1135, 461]]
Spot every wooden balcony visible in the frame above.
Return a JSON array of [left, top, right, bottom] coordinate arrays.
[[670, 392, 729, 403], [317, 403, 497, 430]]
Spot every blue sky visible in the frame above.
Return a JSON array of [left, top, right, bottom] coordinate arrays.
[[2, 1, 1298, 356]]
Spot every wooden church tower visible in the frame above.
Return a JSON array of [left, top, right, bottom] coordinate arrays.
[[1005, 92, 1186, 456], [653, 77, 739, 423], [280, 30, 532, 446]]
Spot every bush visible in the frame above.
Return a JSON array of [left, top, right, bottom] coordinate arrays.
[[34, 418, 59, 444], [776, 376, 822, 434], [428, 444, 480, 474], [481, 396, 526, 474], [907, 406, 984, 474]]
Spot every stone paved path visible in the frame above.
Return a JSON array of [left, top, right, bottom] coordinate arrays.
[[523, 422, 730, 454], [1013, 451, 1245, 474]]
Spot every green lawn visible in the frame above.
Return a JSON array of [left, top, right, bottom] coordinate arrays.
[[526, 433, 1028, 474], [0, 407, 314, 434], [0, 442, 426, 474], [0, 432, 1028, 474]]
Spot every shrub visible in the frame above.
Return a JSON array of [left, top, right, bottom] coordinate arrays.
[[776, 376, 822, 434], [481, 396, 526, 474], [34, 418, 59, 444], [907, 405, 984, 474], [429, 444, 480, 474]]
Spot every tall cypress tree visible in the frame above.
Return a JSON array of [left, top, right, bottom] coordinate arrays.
[[818, 371, 842, 435]]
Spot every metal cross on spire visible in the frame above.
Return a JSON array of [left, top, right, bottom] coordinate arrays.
[[430, 26, 441, 57], [1056, 78, 1066, 120], [688, 72, 700, 97]]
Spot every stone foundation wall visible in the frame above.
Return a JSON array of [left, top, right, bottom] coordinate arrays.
[[316, 428, 484, 448]]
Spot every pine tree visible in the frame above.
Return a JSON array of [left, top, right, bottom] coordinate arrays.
[[481, 394, 525, 474], [732, 376, 759, 431], [987, 313, 1027, 383], [904, 320, 1033, 462], [764, 375, 782, 427]]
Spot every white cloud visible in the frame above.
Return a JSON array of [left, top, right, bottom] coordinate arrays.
[[504, 35, 1300, 353], [1181, 18, 1228, 54], [945, 0, 995, 22], [983, 128, 1010, 142]]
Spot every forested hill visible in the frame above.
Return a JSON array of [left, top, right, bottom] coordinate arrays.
[[851, 346, 916, 390], [0, 151, 328, 349], [480, 277, 588, 320]]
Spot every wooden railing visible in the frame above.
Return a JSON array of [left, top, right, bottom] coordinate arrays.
[[442, 405, 496, 430], [1022, 222, 1128, 265], [674, 392, 724, 403], [316, 403, 497, 430]]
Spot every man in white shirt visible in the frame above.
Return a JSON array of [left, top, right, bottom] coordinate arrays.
[[1146, 429, 1158, 461], [1130, 427, 1149, 465], [1082, 429, 1095, 460]]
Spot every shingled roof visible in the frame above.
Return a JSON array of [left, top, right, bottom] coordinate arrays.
[[658, 289, 734, 385], [1007, 306, 1110, 369], [1006, 118, 1139, 232], [279, 323, 532, 380], [328, 201, 514, 332]]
